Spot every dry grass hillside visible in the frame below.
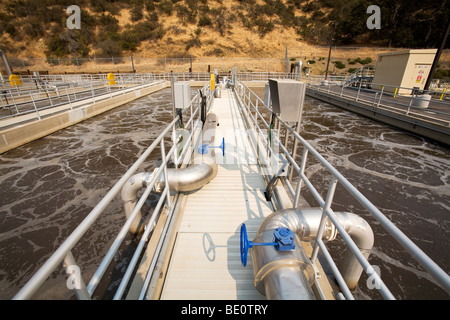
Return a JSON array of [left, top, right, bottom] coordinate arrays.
[[0, 0, 449, 75]]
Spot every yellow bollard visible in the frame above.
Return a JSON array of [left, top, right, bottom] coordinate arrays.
[[107, 73, 116, 85], [440, 88, 446, 100], [393, 87, 398, 98], [9, 74, 22, 86], [210, 73, 215, 91]]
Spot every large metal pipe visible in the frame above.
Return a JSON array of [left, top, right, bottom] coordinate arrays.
[[121, 112, 219, 234], [251, 208, 374, 299]]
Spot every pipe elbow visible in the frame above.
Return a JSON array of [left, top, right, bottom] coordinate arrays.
[[161, 155, 218, 192], [251, 208, 375, 297], [335, 212, 374, 251], [257, 208, 336, 241], [121, 172, 155, 235]]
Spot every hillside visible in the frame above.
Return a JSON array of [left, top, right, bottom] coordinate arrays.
[[1, 0, 448, 59]]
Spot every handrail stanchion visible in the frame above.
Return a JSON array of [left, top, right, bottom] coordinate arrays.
[[64, 251, 90, 300]]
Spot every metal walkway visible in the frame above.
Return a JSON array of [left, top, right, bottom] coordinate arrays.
[[12, 76, 450, 301], [161, 89, 272, 299]]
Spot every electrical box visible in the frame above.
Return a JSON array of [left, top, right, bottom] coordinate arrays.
[[267, 79, 306, 122], [174, 82, 191, 109]]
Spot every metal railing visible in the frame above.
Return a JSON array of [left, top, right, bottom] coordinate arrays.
[[0, 79, 168, 123], [13, 82, 213, 300], [306, 79, 450, 129], [234, 78, 450, 299], [0, 72, 215, 122]]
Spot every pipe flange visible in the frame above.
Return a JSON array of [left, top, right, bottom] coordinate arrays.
[[325, 218, 338, 241]]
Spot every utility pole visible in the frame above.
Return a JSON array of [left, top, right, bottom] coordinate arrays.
[[189, 54, 193, 79], [324, 23, 337, 81], [130, 55, 135, 73], [285, 45, 289, 74], [0, 49, 13, 76], [324, 39, 333, 80], [424, 19, 450, 91]]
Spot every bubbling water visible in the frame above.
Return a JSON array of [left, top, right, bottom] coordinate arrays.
[[0, 88, 448, 299]]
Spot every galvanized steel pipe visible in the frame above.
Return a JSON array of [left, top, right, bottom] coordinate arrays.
[[251, 208, 374, 299], [121, 112, 219, 234]]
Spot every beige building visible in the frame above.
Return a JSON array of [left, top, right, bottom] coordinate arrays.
[[372, 49, 437, 95]]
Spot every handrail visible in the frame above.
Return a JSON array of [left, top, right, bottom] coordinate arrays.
[[0, 80, 167, 123], [13, 81, 212, 300], [305, 81, 450, 130], [234, 78, 450, 299]]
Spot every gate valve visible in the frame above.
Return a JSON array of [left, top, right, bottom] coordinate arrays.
[[198, 137, 225, 156], [240, 223, 296, 267]]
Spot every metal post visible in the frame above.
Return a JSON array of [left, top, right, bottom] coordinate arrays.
[[356, 81, 362, 101], [371, 92, 378, 110], [311, 176, 338, 263], [66, 87, 73, 110], [30, 92, 41, 120], [160, 138, 172, 209], [170, 76, 177, 120], [63, 251, 90, 300], [0, 49, 13, 75], [324, 40, 333, 80], [424, 19, 450, 91], [285, 45, 289, 74], [377, 86, 384, 108], [294, 148, 309, 206]]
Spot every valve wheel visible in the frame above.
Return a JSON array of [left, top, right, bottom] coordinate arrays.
[[240, 223, 250, 267]]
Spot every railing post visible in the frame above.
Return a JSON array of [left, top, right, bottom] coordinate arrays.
[[63, 251, 90, 300], [311, 176, 338, 263], [160, 138, 172, 210], [66, 87, 73, 110], [377, 86, 384, 108], [371, 92, 378, 110], [356, 81, 362, 101], [30, 92, 41, 120], [294, 148, 308, 207]]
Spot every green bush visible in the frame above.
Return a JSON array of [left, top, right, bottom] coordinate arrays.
[[434, 69, 450, 80], [97, 38, 123, 57], [354, 57, 372, 65], [333, 61, 345, 69], [198, 14, 212, 27]]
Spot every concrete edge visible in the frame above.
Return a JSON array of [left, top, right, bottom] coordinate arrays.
[[306, 88, 450, 147], [0, 81, 169, 154]]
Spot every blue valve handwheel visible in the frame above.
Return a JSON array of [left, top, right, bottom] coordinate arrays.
[[240, 223, 251, 267], [240, 223, 291, 267], [221, 137, 225, 157], [197, 138, 225, 156]]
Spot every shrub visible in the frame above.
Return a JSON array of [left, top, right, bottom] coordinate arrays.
[[198, 14, 212, 27], [354, 57, 372, 65], [333, 61, 345, 69], [97, 38, 123, 57]]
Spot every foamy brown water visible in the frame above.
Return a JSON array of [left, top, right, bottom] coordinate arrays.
[[0, 88, 448, 299]]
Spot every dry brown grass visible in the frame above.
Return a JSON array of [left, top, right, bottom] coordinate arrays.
[[3, 6, 449, 75]]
